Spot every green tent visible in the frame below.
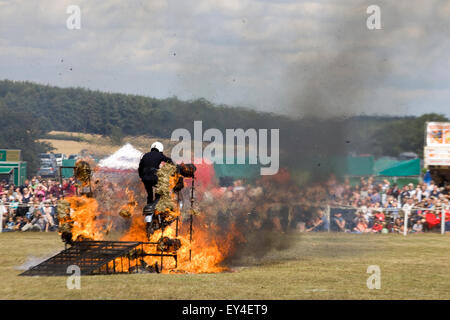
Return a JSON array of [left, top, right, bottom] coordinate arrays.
[[346, 156, 374, 176], [0, 162, 26, 185], [373, 157, 399, 174], [0, 167, 13, 174], [214, 162, 260, 180], [378, 158, 421, 176], [213, 155, 261, 180], [61, 159, 76, 178]]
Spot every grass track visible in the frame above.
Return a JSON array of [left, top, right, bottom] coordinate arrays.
[[1, 232, 449, 299]]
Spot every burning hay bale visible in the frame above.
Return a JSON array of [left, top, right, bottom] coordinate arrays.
[[118, 189, 138, 219], [155, 163, 177, 213], [157, 237, 181, 252], [57, 199, 73, 244], [74, 160, 92, 186], [119, 208, 132, 219], [177, 163, 196, 178], [57, 199, 71, 219]]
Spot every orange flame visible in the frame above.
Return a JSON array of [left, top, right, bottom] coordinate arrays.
[[66, 197, 105, 241]]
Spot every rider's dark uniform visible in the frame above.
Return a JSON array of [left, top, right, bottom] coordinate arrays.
[[138, 148, 172, 204]]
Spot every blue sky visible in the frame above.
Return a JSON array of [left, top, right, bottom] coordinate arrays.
[[0, 0, 449, 118]]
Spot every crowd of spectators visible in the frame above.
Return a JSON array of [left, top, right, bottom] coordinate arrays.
[[307, 175, 450, 234], [2, 168, 449, 235], [196, 171, 450, 235], [0, 177, 77, 232]]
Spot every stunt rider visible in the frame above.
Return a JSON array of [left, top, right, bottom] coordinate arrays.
[[138, 142, 173, 233]]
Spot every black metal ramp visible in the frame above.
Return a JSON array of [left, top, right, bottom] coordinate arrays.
[[20, 241, 141, 276]]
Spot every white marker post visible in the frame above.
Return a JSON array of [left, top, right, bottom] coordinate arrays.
[[326, 205, 330, 233], [441, 207, 446, 235], [403, 209, 409, 236], [0, 202, 6, 233]]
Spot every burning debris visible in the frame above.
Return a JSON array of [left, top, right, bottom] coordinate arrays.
[[74, 160, 92, 186], [118, 188, 137, 219], [56, 199, 73, 244], [157, 237, 182, 252]]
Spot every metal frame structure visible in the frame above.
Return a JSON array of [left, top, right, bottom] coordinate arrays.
[[20, 239, 180, 276]]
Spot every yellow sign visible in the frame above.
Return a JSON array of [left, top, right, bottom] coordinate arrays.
[[0, 149, 21, 162], [6, 150, 20, 161]]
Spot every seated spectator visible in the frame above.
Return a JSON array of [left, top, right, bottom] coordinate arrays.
[[42, 202, 57, 232], [371, 219, 383, 233], [8, 198, 19, 210], [13, 187, 23, 202], [415, 186, 423, 202], [62, 178, 77, 196], [410, 210, 424, 227], [370, 190, 381, 204], [352, 218, 371, 233], [400, 185, 410, 205], [0, 196, 7, 218], [331, 212, 347, 232], [374, 211, 385, 222], [25, 203, 38, 220], [22, 187, 32, 204], [444, 208, 450, 233], [21, 217, 39, 232], [353, 211, 364, 225], [25, 212, 46, 231], [392, 217, 404, 233], [424, 211, 440, 230], [402, 197, 415, 212], [306, 215, 324, 232], [48, 180, 61, 199], [35, 185, 46, 200], [318, 209, 329, 231], [13, 216, 27, 231], [430, 185, 441, 199], [4, 217, 15, 232], [412, 220, 424, 233], [443, 184, 450, 200]]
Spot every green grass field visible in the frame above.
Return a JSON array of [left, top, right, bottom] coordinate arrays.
[[0, 232, 449, 299]]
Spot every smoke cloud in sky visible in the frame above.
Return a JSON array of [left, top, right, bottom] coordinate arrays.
[[0, 0, 449, 117]]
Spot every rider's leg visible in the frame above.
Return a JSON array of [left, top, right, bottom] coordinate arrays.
[[143, 181, 155, 204]]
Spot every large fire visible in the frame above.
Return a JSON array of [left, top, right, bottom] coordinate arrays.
[[59, 161, 242, 274]]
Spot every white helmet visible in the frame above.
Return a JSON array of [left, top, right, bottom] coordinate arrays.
[[151, 141, 164, 152]]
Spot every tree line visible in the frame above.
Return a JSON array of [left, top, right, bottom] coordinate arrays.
[[0, 79, 447, 177]]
